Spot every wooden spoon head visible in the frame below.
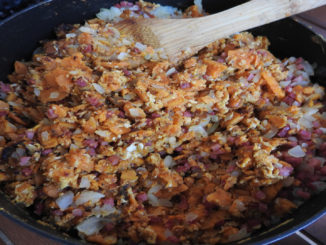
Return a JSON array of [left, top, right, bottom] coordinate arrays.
[[115, 18, 160, 49], [115, 18, 195, 64]]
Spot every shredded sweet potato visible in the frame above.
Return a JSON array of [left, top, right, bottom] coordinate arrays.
[[261, 70, 285, 98]]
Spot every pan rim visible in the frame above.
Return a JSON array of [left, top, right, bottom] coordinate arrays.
[[0, 0, 52, 26]]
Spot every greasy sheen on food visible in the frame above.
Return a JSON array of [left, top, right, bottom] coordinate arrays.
[[0, 1, 326, 244]]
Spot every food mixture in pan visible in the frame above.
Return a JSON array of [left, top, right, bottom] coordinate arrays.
[[0, 1, 326, 244]]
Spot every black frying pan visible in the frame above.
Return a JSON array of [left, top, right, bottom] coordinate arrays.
[[0, 0, 326, 244]]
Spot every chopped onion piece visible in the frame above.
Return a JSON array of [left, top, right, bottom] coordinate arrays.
[[41, 131, 49, 141], [49, 92, 59, 99], [207, 122, 219, 135], [288, 145, 305, 158], [264, 127, 278, 138], [95, 130, 111, 138], [279, 80, 291, 88], [92, 204, 116, 217], [189, 125, 208, 137], [96, 7, 123, 22], [199, 116, 211, 127], [135, 42, 147, 51], [79, 26, 96, 34], [127, 143, 137, 152], [129, 108, 142, 117], [166, 67, 176, 76], [66, 33, 76, 38], [147, 184, 172, 207], [194, 0, 203, 13], [319, 128, 326, 133], [227, 228, 249, 242], [292, 80, 309, 86], [92, 83, 105, 94], [117, 52, 128, 60], [185, 212, 198, 223], [34, 88, 40, 96], [79, 176, 90, 189], [56, 191, 74, 211], [76, 216, 107, 236], [75, 191, 105, 206], [163, 155, 176, 168]]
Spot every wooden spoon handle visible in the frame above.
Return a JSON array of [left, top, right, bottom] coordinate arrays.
[[158, 0, 326, 62], [190, 0, 326, 44]]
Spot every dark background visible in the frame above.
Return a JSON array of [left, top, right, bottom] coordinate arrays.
[[0, 0, 43, 20]]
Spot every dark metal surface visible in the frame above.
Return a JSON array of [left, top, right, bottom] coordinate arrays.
[[0, 0, 326, 244], [0, 0, 44, 20]]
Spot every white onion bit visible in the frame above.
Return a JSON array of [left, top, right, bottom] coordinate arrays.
[[33, 88, 40, 96], [41, 131, 49, 141], [96, 7, 123, 22], [189, 125, 208, 137], [49, 92, 59, 99], [147, 184, 172, 207], [166, 67, 176, 76], [92, 83, 105, 94], [135, 42, 147, 51], [75, 191, 105, 206], [117, 52, 128, 60], [76, 216, 107, 236], [79, 176, 90, 189], [92, 204, 117, 217], [264, 127, 278, 139], [185, 212, 198, 223], [163, 155, 176, 168], [79, 26, 96, 34], [288, 145, 306, 158], [56, 191, 74, 211]]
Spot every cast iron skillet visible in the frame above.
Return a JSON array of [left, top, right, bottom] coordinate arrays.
[[0, 0, 326, 244]]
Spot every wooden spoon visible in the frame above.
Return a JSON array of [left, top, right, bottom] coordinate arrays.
[[117, 0, 326, 64]]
